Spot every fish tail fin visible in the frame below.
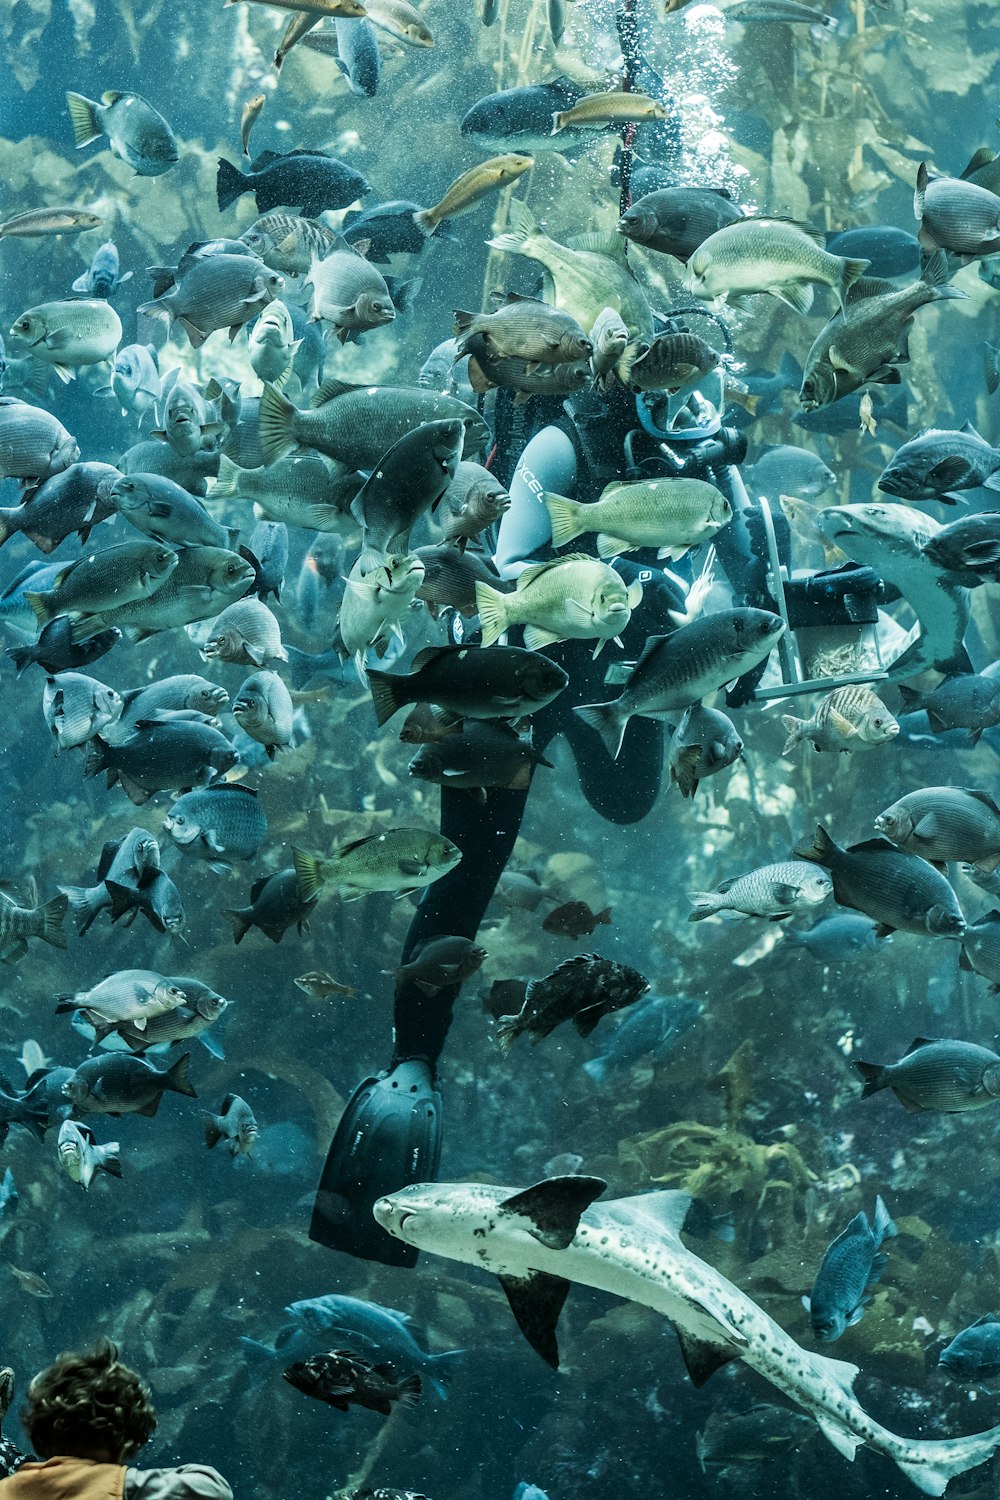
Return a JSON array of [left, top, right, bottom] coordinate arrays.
[[837, 256, 870, 308], [573, 700, 627, 760], [397, 1374, 422, 1407], [0, 512, 16, 548], [203, 1114, 224, 1149], [494, 1014, 521, 1054], [367, 668, 402, 726], [291, 847, 326, 904], [59, 884, 107, 936], [687, 892, 720, 922], [780, 714, 805, 754], [99, 1145, 123, 1179], [210, 454, 241, 498], [543, 492, 583, 547], [475, 582, 509, 647], [873, 1193, 897, 1242], [5, 642, 35, 675], [427, 1349, 464, 1400], [855, 1059, 887, 1098], [82, 736, 111, 780], [486, 197, 539, 253], [793, 823, 834, 864], [221, 906, 252, 944], [892, 1426, 1000, 1496], [412, 207, 437, 235], [921, 248, 968, 300], [258, 383, 297, 466], [23, 592, 51, 626], [39, 892, 69, 949], [20, 1108, 49, 1145], [65, 92, 104, 147], [216, 156, 248, 212], [165, 1052, 197, 1098]]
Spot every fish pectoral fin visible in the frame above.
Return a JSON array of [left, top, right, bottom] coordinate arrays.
[[826, 708, 858, 738], [815, 1417, 860, 1463], [497, 1270, 572, 1370], [673, 1324, 744, 1388]]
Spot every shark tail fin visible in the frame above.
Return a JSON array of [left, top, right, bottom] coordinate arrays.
[[891, 1426, 1000, 1497]]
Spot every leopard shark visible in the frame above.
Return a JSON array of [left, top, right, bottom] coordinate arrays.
[[374, 1176, 1000, 1495]]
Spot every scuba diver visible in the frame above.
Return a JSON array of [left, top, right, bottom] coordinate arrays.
[[310, 325, 787, 1266]]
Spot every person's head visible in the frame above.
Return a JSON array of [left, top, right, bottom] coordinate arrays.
[[21, 1339, 157, 1462]]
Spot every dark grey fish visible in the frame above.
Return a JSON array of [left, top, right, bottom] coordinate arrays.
[[897, 675, 1000, 740], [163, 786, 267, 868], [618, 187, 743, 260], [581, 994, 702, 1085], [0, 461, 120, 552], [959, 911, 1000, 990], [62, 1051, 197, 1116], [805, 1197, 895, 1341], [221, 868, 317, 944], [878, 424, 1000, 503], [247, 521, 288, 602], [939, 1316, 1000, 1380], [352, 420, 464, 563], [216, 149, 370, 217], [874, 787, 1000, 869], [856, 1037, 1000, 1112], [204, 1092, 258, 1155], [668, 704, 743, 798], [85, 718, 237, 803], [793, 825, 966, 938], [923, 514, 1000, 584], [111, 474, 232, 548], [369, 643, 567, 724], [7, 619, 121, 678]]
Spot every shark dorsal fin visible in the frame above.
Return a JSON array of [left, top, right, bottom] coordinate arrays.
[[813, 1350, 861, 1396], [497, 1270, 571, 1369], [499, 1175, 607, 1249]]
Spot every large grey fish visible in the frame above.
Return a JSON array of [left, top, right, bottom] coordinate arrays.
[[878, 424, 1000, 504], [112, 474, 232, 549], [353, 420, 464, 563], [922, 513, 1000, 584], [210, 453, 360, 531], [959, 911, 1000, 991], [374, 1177, 1000, 1493], [0, 397, 79, 484], [109, 675, 230, 744], [65, 90, 178, 175], [875, 787, 1000, 869], [284, 1294, 463, 1399], [939, 1317, 1000, 1381], [163, 786, 267, 868], [689, 861, 832, 921], [222, 868, 318, 944], [25, 540, 178, 625], [0, 461, 119, 552], [816, 504, 970, 680], [257, 379, 488, 469], [914, 163, 1000, 258], [55, 969, 187, 1037], [576, 609, 785, 759], [85, 718, 237, 803], [805, 1198, 896, 1343], [56, 1120, 122, 1190], [42, 672, 122, 752], [231, 671, 294, 758], [856, 1037, 1000, 1112], [62, 1052, 197, 1116], [139, 250, 284, 349], [897, 675, 1000, 739], [799, 254, 965, 410], [93, 545, 255, 640], [794, 825, 965, 938], [618, 187, 744, 261], [202, 598, 286, 668], [204, 1093, 258, 1156], [668, 705, 743, 798], [0, 891, 68, 962]]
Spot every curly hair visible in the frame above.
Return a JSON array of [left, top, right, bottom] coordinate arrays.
[[21, 1340, 157, 1461]]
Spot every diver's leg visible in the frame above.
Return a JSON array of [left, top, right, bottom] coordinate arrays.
[[310, 782, 532, 1265]]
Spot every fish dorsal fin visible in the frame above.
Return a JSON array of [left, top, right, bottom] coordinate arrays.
[[312, 378, 360, 408], [973, 1313, 1000, 1326], [516, 554, 588, 589], [846, 275, 896, 304], [960, 419, 986, 440], [497, 1270, 571, 1369], [958, 787, 1000, 817], [975, 910, 1000, 928], [410, 645, 455, 671], [77, 1122, 97, 1145], [961, 147, 997, 179], [565, 230, 632, 266], [499, 1175, 607, 1249], [905, 1036, 939, 1054], [846, 836, 898, 855], [674, 1326, 743, 1388]]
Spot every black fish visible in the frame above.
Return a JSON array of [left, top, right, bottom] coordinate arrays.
[[6, 618, 121, 676], [793, 825, 965, 938], [856, 1037, 1000, 1112], [222, 868, 317, 944], [495, 953, 649, 1052], [216, 150, 369, 217], [283, 1349, 421, 1415]]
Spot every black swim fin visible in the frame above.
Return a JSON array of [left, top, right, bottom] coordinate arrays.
[[309, 1058, 442, 1267]]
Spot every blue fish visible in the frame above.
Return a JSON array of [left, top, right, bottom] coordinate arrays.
[[939, 1315, 1000, 1381], [582, 995, 702, 1086], [71, 241, 131, 299], [284, 1293, 462, 1399], [804, 1197, 896, 1342], [785, 913, 882, 962]]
